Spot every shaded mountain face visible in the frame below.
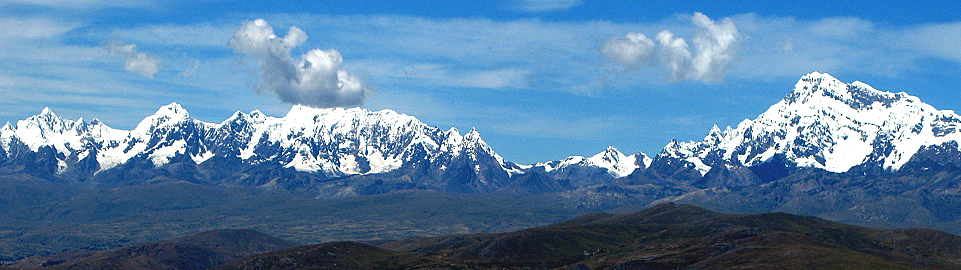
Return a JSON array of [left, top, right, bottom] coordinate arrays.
[[214, 204, 961, 270], [10, 229, 298, 270]]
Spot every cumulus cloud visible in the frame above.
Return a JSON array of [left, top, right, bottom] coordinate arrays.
[[229, 19, 367, 108], [107, 41, 161, 78], [689, 13, 738, 81], [655, 30, 692, 79], [602, 12, 739, 82], [600, 32, 656, 69]]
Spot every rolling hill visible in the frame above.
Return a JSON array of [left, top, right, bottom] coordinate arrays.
[[215, 204, 961, 270]]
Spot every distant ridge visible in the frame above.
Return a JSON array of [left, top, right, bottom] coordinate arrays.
[[8, 229, 298, 269], [212, 204, 961, 269]]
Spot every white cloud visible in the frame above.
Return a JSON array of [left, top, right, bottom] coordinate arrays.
[[894, 22, 961, 63], [655, 30, 692, 80], [0, 17, 78, 39], [601, 32, 655, 69], [723, 14, 924, 79], [459, 69, 532, 89], [4, 12, 961, 133], [229, 18, 368, 108], [107, 23, 234, 48], [355, 61, 531, 89], [689, 12, 738, 81], [107, 41, 162, 78], [513, 0, 581, 12], [603, 12, 739, 82]]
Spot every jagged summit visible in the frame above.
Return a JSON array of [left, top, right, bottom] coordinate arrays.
[[462, 128, 485, 147], [656, 72, 961, 175], [534, 145, 648, 180], [585, 146, 637, 177], [588, 146, 626, 166], [155, 102, 190, 118], [786, 72, 906, 111], [21, 107, 68, 130], [5, 72, 961, 196], [0, 103, 521, 194]]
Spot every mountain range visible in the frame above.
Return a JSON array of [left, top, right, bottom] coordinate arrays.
[[4, 72, 961, 263], [0, 102, 527, 196], [3, 72, 961, 197]]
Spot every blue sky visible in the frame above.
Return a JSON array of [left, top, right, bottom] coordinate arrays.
[[1, 0, 960, 164]]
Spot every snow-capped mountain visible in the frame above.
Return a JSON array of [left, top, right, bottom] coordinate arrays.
[[530, 146, 651, 187], [7, 71, 961, 197], [0, 104, 524, 194], [651, 71, 961, 182], [537, 146, 650, 177]]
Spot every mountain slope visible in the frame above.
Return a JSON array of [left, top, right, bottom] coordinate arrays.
[[11, 229, 298, 270], [211, 242, 423, 270], [0, 174, 586, 264], [213, 204, 961, 270], [383, 203, 961, 269]]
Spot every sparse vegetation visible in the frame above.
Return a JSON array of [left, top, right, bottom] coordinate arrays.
[[0, 174, 588, 264], [221, 204, 961, 269]]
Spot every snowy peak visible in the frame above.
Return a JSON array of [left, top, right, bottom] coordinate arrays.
[[451, 127, 499, 161], [440, 127, 464, 153], [154, 102, 191, 119], [131, 102, 199, 137], [456, 127, 512, 169], [634, 152, 653, 168], [11, 107, 92, 153], [588, 146, 626, 166], [223, 110, 268, 131], [0, 102, 522, 190], [536, 146, 643, 178], [703, 125, 725, 145], [585, 146, 637, 177], [786, 72, 903, 111], [659, 72, 961, 176], [225, 111, 247, 122], [463, 128, 483, 144], [21, 107, 71, 132]]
